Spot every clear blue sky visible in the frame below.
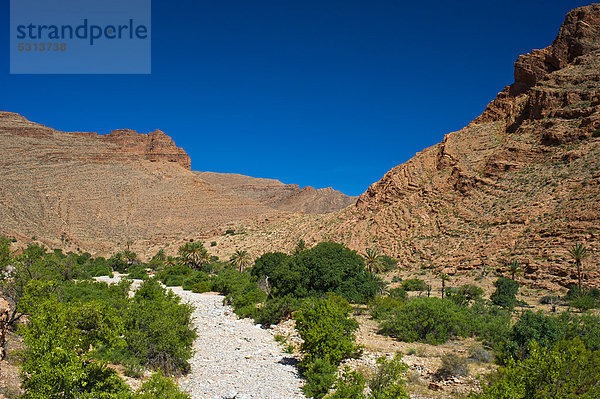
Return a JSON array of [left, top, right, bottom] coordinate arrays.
[[0, 0, 594, 196]]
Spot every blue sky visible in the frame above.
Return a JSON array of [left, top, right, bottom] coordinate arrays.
[[0, 0, 594, 196]]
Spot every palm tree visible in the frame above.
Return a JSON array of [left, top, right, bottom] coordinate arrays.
[[568, 243, 589, 291], [120, 250, 138, 266], [178, 242, 210, 270], [507, 260, 522, 280], [230, 249, 252, 273], [364, 248, 382, 274], [440, 272, 449, 299]]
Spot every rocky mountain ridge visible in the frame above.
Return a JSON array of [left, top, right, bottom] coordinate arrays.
[[0, 112, 352, 255]]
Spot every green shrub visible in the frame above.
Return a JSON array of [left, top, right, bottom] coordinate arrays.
[[468, 345, 494, 363], [20, 299, 131, 399], [570, 293, 598, 311], [475, 338, 600, 398], [592, 128, 600, 138], [254, 295, 302, 326], [435, 353, 469, 380], [191, 280, 212, 293], [368, 353, 409, 399], [295, 294, 360, 367], [490, 278, 519, 309], [127, 264, 148, 280], [181, 271, 209, 291], [378, 255, 399, 272], [445, 284, 484, 306], [157, 264, 192, 287], [502, 310, 565, 361], [250, 251, 291, 280], [468, 302, 512, 349], [123, 279, 196, 374], [134, 371, 190, 398], [400, 278, 427, 292], [369, 295, 405, 321], [378, 297, 468, 345], [325, 366, 366, 399], [302, 357, 337, 399], [210, 241, 217, 247], [540, 295, 561, 305]]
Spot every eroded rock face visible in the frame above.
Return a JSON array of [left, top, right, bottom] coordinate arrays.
[[299, 4, 600, 288]]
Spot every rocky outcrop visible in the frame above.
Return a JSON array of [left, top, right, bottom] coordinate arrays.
[[103, 129, 191, 170], [196, 172, 356, 214]]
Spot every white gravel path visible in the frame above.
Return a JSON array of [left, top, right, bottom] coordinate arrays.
[[94, 275, 306, 399]]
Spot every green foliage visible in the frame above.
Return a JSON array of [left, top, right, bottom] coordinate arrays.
[[134, 371, 190, 399], [378, 255, 399, 272], [400, 278, 427, 292], [490, 278, 519, 309], [369, 295, 405, 321], [325, 367, 366, 399], [368, 353, 409, 399], [302, 357, 337, 399], [502, 310, 565, 361], [20, 299, 130, 399], [108, 252, 129, 273], [157, 264, 193, 287], [378, 297, 469, 345], [270, 242, 380, 303], [250, 251, 291, 280], [474, 338, 600, 399], [253, 295, 302, 326], [593, 128, 600, 138], [178, 242, 210, 270], [445, 284, 484, 306], [127, 264, 148, 280], [123, 279, 196, 374], [0, 236, 11, 268], [467, 302, 512, 348], [295, 294, 360, 367]]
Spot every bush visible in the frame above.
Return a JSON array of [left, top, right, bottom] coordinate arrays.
[[570, 293, 598, 311], [540, 295, 561, 305], [250, 251, 291, 280], [445, 284, 484, 306], [368, 353, 409, 399], [378, 297, 468, 345], [490, 278, 519, 309], [369, 295, 405, 321], [157, 264, 192, 287], [400, 278, 427, 292], [253, 295, 302, 326], [502, 310, 565, 361], [468, 302, 512, 349], [127, 263, 148, 280], [191, 280, 212, 293], [378, 255, 399, 272], [325, 367, 366, 399], [592, 128, 600, 138], [295, 294, 360, 367], [435, 354, 469, 380], [181, 271, 209, 291], [475, 338, 600, 398], [468, 345, 494, 363], [302, 357, 337, 399], [135, 371, 190, 398], [123, 279, 196, 374]]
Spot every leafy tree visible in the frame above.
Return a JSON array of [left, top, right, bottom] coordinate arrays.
[[178, 242, 210, 270], [400, 278, 428, 292], [230, 249, 252, 273], [271, 242, 379, 303], [569, 243, 589, 291], [502, 310, 565, 362], [490, 278, 519, 309], [250, 252, 291, 280], [445, 284, 484, 306], [475, 338, 600, 399]]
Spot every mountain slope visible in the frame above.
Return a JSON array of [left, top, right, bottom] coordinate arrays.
[[195, 171, 356, 214], [248, 4, 600, 288], [0, 113, 350, 255]]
